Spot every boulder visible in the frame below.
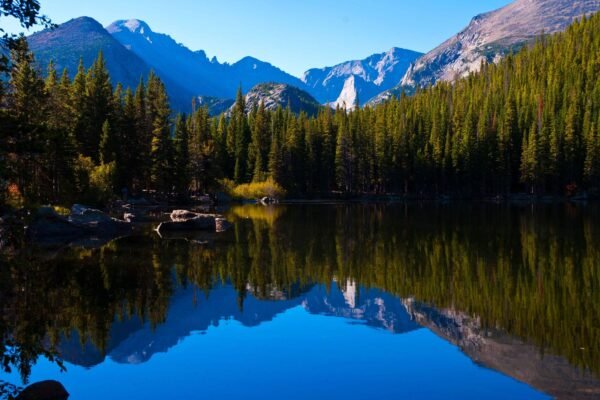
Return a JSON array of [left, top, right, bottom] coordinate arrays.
[[26, 208, 87, 244], [259, 197, 278, 205], [123, 213, 137, 223], [157, 215, 216, 232], [156, 210, 232, 233], [170, 209, 203, 222], [16, 380, 69, 400], [215, 217, 232, 232], [68, 204, 132, 236]]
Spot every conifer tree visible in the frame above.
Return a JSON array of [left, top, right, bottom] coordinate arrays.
[[173, 113, 190, 196]]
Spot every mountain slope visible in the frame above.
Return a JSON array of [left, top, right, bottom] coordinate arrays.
[[28, 17, 150, 90], [371, 0, 600, 105], [230, 83, 322, 116], [106, 19, 224, 98], [27, 17, 194, 110], [107, 19, 309, 99], [302, 47, 422, 106]]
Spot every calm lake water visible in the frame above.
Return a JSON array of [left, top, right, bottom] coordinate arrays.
[[1, 203, 599, 399]]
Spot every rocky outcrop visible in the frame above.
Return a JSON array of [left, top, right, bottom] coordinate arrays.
[[370, 0, 600, 106], [156, 210, 231, 233], [16, 380, 69, 400], [26, 205, 132, 246], [302, 47, 422, 105], [229, 83, 322, 116], [26, 207, 88, 245], [68, 204, 131, 235]]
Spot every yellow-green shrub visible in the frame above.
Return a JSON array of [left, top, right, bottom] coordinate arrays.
[[225, 178, 286, 200], [73, 156, 117, 206]]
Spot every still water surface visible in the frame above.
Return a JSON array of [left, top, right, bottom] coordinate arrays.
[[1, 204, 599, 399]]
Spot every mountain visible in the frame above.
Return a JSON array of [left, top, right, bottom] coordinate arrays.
[[106, 19, 225, 99], [106, 19, 309, 99], [27, 17, 194, 110], [230, 83, 322, 116], [28, 17, 149, 90], [302, 47, 422, 107], [370, 0, 600, 105]]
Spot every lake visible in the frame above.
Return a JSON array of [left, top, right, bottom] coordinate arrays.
[[1, 203, 599, 399]]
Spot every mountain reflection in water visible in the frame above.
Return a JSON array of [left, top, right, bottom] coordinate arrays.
[[1, 203, 599, 399]]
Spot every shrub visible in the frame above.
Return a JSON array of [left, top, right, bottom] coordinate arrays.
[[73, 156, 117, 206], [52, 205, 71, 216], [230, 178, 286, 200]]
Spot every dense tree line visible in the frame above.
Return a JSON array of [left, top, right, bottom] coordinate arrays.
[[1, 14, 600, 205]]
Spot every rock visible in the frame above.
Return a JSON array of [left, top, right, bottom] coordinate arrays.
[[215, 217, 232, 232], [123, 213, 136, 223], [191, 194, 213, 204], [157, 215, 216, 232], [26, 210, 87, 244], [170, 210, 202, 222], [16, 380, 69, 400], [156, 210, 232, 233], [68, 204, 132, 236], [259, 197, 278, 205]]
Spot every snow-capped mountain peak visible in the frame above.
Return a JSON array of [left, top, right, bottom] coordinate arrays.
[[107, 19, 151, 35]]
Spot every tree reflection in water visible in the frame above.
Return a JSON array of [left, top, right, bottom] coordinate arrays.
[[0, 204, 598, 392]]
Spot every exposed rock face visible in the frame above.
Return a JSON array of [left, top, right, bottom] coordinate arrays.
[[302, 47, 422, 106], [229, 83, 322, 116], [370, 0, 600, 105], [403, 299, 600, 400], [16, 380, 69, 400]]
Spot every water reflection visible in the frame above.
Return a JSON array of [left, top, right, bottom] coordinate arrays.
[[1, 203, 599, 399]]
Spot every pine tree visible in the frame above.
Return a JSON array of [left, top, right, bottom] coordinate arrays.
[[84, 51, 113, 161], [335, 113, 352, 192], [99, 119, 117, 164], [173, 113, 190, 196], [232, 87, 250, 183], [148, 75, 173, 193], [7, 37, 47, 201]]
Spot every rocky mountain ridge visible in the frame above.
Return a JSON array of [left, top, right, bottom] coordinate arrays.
[[370, 0, 600, 105]]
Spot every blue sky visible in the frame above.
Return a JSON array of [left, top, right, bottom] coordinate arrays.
[[3, 0, 512, 77]]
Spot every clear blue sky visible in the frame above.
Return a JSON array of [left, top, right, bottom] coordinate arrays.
[[3, 0, 512, 77]]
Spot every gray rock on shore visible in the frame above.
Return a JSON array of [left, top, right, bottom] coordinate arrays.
[[26, 205, 132, 246], [156, 210, 232, 233]]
